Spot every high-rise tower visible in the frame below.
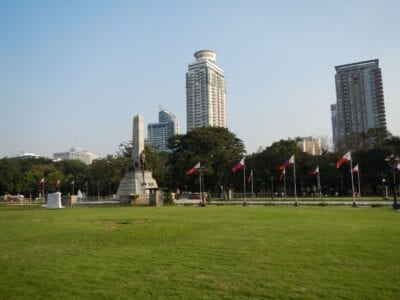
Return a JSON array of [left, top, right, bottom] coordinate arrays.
[[331, 59, 386, 148], [186, 50, 226, 131], [147, 106, 180, 152]]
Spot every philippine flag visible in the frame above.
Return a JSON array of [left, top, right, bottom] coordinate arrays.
[[279, 168, 286, 181], [336, 151, 351, 169], [38, 178, 44, 185], [351, 164, 359, 174], [231, 158, 245, 173], [279, 155, 295, 170], [186, 162, 200, 175], [247, 169, 253, 183], [311, 166, 319, 176]]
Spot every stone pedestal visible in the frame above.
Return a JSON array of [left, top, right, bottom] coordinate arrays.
[[62, 195, 78, 206], [46, 192, 63, 209], [117, 170, 158, 204], [149, 190, 162, 206]]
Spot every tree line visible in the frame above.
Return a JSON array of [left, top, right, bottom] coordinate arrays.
[[1, 127, 399, 198]]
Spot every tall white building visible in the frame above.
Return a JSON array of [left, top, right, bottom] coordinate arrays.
[[186, 50, 226, 131], [53, 148, 98, 165]]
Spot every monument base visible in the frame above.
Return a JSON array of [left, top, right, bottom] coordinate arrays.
[[46, 192, 64, 209], [117, 170, 158, 204]]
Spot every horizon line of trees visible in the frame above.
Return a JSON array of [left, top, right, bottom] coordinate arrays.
[[1, 127, 399, 198]]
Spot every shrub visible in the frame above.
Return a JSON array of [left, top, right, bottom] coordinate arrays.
[[371, 204, 384, 208], [163, 192, 174, 206]]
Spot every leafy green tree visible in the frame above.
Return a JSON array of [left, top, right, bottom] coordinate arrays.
[[88, 156, 128, 196], [0, 158, 22, 194], [168, 127, 245, 192], [144, 145, 169, 188], [53, 160, 88, 194], [247, 138, 314, 197], [335, 128, 391, 152], [117, 141, 133, 158]]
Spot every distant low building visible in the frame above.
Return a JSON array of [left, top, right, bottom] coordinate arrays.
[[15, 151, 44, 159], [297, 137, 322, 156], [53, 148, 98, 165]]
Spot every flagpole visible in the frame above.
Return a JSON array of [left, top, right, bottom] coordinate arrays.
[[293, 157, 298, 205], [357, 166, 361, 198], [349, 154, 356, 206], [243, 162, 247, 205], [251, 171, 254, 199], [202, 170, 206, 206], [317, 169, 321, 200], [72, 181, 75, 195], [199, 170, 202, 206], [284, 168, 287, 200], [270, 175, 274, 200], [42, 178, 45, 202]]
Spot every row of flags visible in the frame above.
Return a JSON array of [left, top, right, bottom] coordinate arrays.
[[185, 151, 400, 202], [37, 179, 104, 187], [186, 152, 390, 182], [37, 179, 78, 188], [36, 179, 102, 196]]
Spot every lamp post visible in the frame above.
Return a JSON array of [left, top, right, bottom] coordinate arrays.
[[385, 154, 399, 209], [382, 179, 388, 199]]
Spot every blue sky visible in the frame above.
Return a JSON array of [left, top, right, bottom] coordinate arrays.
[[1, 0, 399, 158]]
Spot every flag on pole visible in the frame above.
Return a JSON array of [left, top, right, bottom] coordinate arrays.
[[336, 151, 356, 204], [351, 164, 359, 174], [311, 166, 319, 176], [247, 169, 253, 183], [231, 158, 245, 173], [70, 180, 75, 186], [278, 155, 295, 170], [186, 162, 200, 175], [279, 168, 286, 181], [38, 178, 44, 186], [336, 151, 351, 169], [55, 180, 60, 189]]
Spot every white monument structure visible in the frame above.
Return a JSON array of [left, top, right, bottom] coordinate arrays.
[[46, 192, 63, 209], [117, 115, 158, 203]]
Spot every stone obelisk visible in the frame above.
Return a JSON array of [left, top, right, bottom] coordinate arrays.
[[117, 115, 158, 203], [132, 115, 144, 167]]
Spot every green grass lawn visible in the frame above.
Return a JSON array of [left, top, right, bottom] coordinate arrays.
[[1, 205, 399, 299]]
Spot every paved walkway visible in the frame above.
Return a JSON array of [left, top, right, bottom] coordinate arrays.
[[210, 200, 393, 207]]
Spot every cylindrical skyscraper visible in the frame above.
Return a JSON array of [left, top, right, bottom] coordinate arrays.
[[186, 50, 226, 131]]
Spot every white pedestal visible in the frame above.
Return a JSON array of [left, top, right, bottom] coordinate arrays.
[[46, 192, 64, 209]]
